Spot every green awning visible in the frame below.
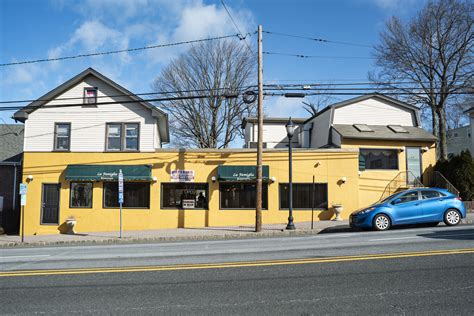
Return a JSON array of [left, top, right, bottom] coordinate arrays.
[[65, 164, 153, 181], [217, 165, 269, 182]]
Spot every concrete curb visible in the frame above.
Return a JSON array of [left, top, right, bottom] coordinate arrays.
[[0, 229, 325, 249], [2, 219, 473, 249]]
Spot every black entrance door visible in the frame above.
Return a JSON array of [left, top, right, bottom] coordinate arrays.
[[41, 184, 60, 224]]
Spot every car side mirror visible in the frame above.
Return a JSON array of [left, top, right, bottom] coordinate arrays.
[[392, 198, 402, 205]]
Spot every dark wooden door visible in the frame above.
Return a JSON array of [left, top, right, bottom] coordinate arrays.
[[41, 184, 60, 224]]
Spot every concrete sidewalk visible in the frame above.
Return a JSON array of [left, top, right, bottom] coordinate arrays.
[[1, 213, 473, 248]]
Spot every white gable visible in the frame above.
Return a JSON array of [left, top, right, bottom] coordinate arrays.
[[23, 75, 160, 152], [332, 97, 417, 126]]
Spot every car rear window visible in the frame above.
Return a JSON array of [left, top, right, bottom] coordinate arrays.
[[421, 190, 441, 199]]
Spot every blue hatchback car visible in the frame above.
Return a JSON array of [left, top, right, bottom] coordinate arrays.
[[350, 188, 466, 231]]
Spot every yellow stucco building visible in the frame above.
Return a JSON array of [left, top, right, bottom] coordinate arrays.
[[12, 68, 437, 235]]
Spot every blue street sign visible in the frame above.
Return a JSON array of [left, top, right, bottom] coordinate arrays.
[[19, 183, 27, 195], [118, 169, 124, 204]]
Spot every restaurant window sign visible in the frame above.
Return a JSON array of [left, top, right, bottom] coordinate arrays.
[[217, 165, 270, 182], [170, 170, 195, 182]]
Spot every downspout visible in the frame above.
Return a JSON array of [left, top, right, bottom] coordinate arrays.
[[12, 164, 17, 212]]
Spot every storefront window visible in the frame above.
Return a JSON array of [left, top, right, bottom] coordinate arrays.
[[359, 149, 398, 170], [70, 182, 93, 208], [103, 182, 150, 208], [161, 183, 208, 209], [220, 183, 268, 209], [279, 183, 328, 210]]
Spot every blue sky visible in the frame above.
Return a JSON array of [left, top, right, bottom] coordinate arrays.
[[0, 0, 427, 133]]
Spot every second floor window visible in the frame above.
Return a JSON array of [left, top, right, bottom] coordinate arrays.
[[84, 87, 98, 104], [54, 123, 71, 151], [106, 123, 139, 151]]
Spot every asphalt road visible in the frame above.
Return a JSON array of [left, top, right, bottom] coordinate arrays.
[[1, 225, 474, 315]]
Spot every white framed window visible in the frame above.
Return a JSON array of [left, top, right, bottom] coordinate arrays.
[[106, 123, 139, 151], [84, 87, 98, 104], [54, 123, 71, 151]]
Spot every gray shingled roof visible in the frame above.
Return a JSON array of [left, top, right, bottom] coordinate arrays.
[[0, 124, 24, 162], [332, 124, 437, 142]]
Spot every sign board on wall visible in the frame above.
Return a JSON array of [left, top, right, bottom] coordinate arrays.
[[182, 199, 195, 209], [171, 170, 195, 182]]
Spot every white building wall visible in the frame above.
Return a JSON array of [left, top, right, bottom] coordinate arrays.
[[23, 76, 159, 152], [447, 126, 471, 155], [333, 98, 416, 126], [245, 123, 301, 148], [471, 114, 474, 154], [308, 109, 331, 148]]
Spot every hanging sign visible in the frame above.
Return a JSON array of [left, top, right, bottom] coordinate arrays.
[[171, 170, 195, 182]]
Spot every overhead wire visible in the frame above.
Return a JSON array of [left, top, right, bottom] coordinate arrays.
[[0, 34, 243, 67], [0, 93, 250, 112], [0, 85, 257, 104], [220, 0, 255, 54], [263, 51, 374, 59], [262, 30, 373, 48]]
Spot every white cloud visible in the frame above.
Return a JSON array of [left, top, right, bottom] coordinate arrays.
[[48, 20, 131, 66], [1, 63, 42, 85], [265, 96, 308, 119], [2, 0, 256, 108], [146, 0, 255, 65], [372, 0, 425, 13]]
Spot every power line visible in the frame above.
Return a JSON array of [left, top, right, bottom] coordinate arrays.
[[220, 0, 254, 53], [263, 30, 373, 48], [1, 82, 468, 105], [0, 93, 248, 112], [264, 92, 474, 97], [263, 81, 467, 87], [0, 85, 256, 104], [263, 51, 374, 59], [1, 90, 473, 112], [0, 34, 242, 67], [263, 86, 464, 91]]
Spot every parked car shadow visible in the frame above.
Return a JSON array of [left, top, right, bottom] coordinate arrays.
[[319, 225, 362, 234], [417, 228, 474, 241]]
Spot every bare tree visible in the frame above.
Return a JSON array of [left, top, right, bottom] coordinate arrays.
[[153, 40, 255, 148], [372, 0, 473, 160], [302, 90, 335, 116]]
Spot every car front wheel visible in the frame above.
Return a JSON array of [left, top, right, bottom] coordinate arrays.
[[373, 214, 391, 231], [444, 209, 461, 226]]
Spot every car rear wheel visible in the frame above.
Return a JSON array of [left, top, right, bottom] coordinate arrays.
[[444, 209, 461, 226], [373, 214, 391, 231]]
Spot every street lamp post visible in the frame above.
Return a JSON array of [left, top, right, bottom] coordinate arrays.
[[286, 117, 296, 230]]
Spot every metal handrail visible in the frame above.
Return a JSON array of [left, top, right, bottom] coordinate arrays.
[[379, 171, 424, 201], [430, 171, 460, 196]]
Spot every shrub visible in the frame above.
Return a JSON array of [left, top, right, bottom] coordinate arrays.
[[434, 150, 474, 200]]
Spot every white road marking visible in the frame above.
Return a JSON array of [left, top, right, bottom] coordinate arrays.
[[371, 231, 474, 242], [0, 255, 51, 260], [370, 236, 420, 241]]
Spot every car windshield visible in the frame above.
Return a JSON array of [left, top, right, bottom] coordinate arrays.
[[378, 192, 405, 204]]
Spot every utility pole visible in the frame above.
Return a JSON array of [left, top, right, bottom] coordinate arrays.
[[255, 25, 263, 232]]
